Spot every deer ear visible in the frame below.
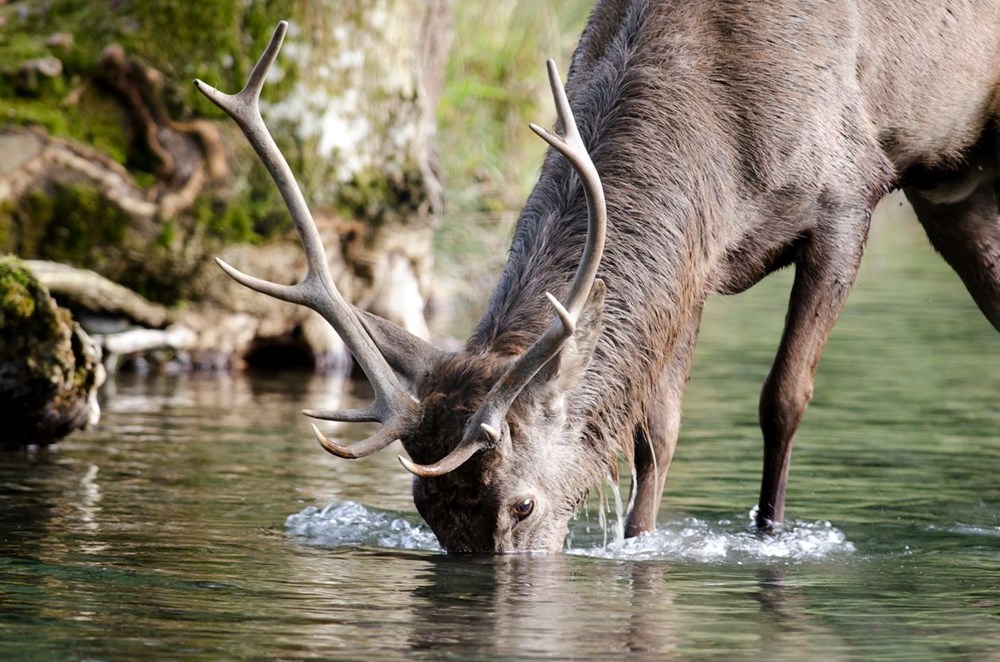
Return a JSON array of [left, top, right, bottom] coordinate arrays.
[[539, 278, 605, 390], [356, 309, 443, 382]]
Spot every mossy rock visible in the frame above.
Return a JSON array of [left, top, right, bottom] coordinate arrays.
[[0, 181, 161, 296], [0, 255, 104, 448]]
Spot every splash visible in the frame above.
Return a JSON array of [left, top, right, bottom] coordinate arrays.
[[287, 501, 854, 562], [594, 472, 629, 553], [285, 501, 441, 551], [569, 508, 856, 563]]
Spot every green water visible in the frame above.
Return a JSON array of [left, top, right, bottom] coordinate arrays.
[[1, 196, 997, 659]]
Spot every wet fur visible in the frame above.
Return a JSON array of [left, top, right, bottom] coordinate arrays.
[[396, 0, 1000, 550]]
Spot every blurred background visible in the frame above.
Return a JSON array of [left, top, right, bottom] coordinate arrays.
[[0, 0, 605, 450], [0, 0, 593, 379]]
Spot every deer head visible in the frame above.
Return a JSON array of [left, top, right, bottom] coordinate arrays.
[[195, 22, 606, 553]]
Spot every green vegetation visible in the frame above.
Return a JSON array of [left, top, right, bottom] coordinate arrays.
[[439, 1, 591, 213], [1, 254, 104, 447], [0, 1, 292, 127], [0, 0, 295, 240], [0, 255, 39, 324], [336, 164, 430, 229], [0, 254, 73, 374], [0, 183, 178, 304], [0, 180, 266, 305], [3, 183, 129, 265], [434, 0, 592, 315], [0, 1, 299, 303]]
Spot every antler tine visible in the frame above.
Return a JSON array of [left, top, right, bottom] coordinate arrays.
[[302, 406, 379, 423], [529, 59, 606, 320], [195, 21, 416, 459], [397, 439, 483, 478], [400, 59, 607, 478], [215, 256, 296, 301], [312, 423, 406, 459]]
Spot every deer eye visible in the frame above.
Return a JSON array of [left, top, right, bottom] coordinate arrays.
[[511, 498, 534, 522]]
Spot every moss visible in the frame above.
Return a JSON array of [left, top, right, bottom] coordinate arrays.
[[12, 188, 54, 258], [0, 1, 302, 307], [0, 254, 101, 447], [239, 159, 293, 240], [63, 87, 133, 165], [0, 201, 14, 254], [108, 1, 294, 119], [0, 97, 70, 135], [335, 164, 430, 228], [0, 2, 112, 64], [0, 29, 54, 65], [1, 1, 457, 308], [9, 183, 130, 267], [0, 0, 295, 131], [2, 167, 293, 307], [14, 63, 67, 99], [189, 179, 290, 248], [0, 254, 74, 376], [0, 255, 39, 325], [133, 171, 159, 189], [192, 195, 243, 244], [5, 182, 191, 304], [155, 220, 178, 250]]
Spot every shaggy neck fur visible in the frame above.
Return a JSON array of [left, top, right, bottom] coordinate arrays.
[[471, 0, 729, 486]]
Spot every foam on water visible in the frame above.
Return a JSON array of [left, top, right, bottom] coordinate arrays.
[[286, 502, 855, 562], [285, 501, 442, 551], [569, 509, 856, 563]]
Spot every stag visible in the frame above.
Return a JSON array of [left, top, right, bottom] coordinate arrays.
[[197, 3, 1000, 552]]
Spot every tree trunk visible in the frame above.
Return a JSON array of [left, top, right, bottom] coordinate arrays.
[[0, 0, 451, 369]]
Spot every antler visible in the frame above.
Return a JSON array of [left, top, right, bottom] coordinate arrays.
[[400, 59, 607, 478], [195, 21, 417, 458]]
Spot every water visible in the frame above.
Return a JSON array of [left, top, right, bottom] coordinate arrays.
[[2, 197, 998, 659]]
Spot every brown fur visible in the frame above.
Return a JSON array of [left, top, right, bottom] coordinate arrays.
[[368, 0, 1000, 551]]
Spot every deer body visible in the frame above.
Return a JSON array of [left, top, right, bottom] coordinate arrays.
[[455, 0, 1000, 545], [200, 2, 1000, 553]]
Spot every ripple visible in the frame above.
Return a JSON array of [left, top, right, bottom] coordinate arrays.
[[927, 523, 1000, 538]]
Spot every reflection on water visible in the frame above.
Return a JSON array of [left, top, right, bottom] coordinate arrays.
[[1, 198, 998, 659]]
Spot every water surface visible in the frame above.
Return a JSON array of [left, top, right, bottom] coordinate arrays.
[[1, 199, 997, 659]]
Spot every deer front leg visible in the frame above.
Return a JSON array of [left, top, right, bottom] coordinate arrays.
[[624, 376, 678, 538], [625, 305, 702, 537], [756, 217, 870, 530]]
